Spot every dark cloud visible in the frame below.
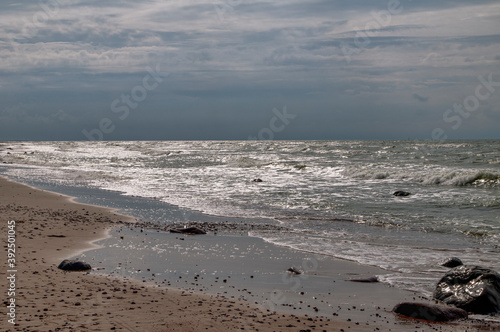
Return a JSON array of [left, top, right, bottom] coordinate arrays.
[[412, 93, 429, 102], [0, 0, 499, 140]]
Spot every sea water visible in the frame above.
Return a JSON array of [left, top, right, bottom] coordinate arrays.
[[1, 140, 499, 296]]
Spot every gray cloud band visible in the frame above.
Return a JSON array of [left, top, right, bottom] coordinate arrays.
[[340, 0, 403, 64], [8, 0, 63, 55], [432, 73, 499, 141]]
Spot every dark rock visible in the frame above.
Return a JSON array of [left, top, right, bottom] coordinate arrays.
[[393, 302, 467, 322], [252, 178, 263, 182], [440, 257, 463, 268], [393, 191, 411, 197], [287, 267, 302, 275], [348, 276, 379, 283], [57, 259, 91, 271], [433, 265, 500, 314], [169, 227, 206, 235]]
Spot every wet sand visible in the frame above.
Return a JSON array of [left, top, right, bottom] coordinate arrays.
[[1, 175, 498, 331]]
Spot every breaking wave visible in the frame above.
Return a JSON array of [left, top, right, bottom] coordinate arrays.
[[345, 167, 500, 188]]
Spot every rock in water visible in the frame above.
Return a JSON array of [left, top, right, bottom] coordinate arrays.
[[393, 191, 411, 197], [348, 276, 379, 283], [169, 227, 206, 235], [58, 259, 92, 271], [433, 265, 500, 314], [287, 267, 301, 275], [393, 302, 467, 322], [440, 257, 463, 268]]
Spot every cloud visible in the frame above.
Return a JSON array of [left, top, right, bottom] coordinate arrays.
[[412, 93, 429, 102], [0, 0, 499, 140]]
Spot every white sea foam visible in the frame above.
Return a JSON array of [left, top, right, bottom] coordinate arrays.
[[1, 140, 499, 296]]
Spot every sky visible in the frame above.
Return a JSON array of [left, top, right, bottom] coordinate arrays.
[[1, 0, 499, 141]]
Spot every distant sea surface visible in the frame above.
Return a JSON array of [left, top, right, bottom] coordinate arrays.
[[2, 140, 499, 296]]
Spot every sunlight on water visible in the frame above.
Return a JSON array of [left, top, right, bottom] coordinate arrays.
[[1, 140, 499, 295]]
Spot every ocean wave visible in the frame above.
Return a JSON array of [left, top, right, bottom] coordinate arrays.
[[229, 156, 269, 168], [344, 167, 500, 187], [3, 140, 499, 302], [342, 167, 395, 180], [422, 170, 500, 187]]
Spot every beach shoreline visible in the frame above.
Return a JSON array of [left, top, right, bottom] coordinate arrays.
[[1, 175, 498, 331]]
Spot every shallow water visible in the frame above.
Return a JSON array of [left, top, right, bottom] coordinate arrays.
[[1, 140, 499, 296]]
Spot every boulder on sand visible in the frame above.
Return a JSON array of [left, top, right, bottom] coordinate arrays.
[[440, 257, 463, 268], [169, 227, 206, 235], [393, 302, 467, 322], [57, 259, 92, 271], [433, 265, 500, 314]]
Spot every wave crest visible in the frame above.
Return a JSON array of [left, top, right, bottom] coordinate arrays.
[[422, 170, 500, 187], [345, 167, 500, 187]]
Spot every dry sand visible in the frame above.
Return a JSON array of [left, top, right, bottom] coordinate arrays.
[[1, 175, 498, 331]]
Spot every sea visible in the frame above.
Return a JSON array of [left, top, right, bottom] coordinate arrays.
[[1, 140, 499, 298]]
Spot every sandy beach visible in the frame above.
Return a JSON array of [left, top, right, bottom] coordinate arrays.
[[3, 0, 500, 329], [1, 175, 499, 331]]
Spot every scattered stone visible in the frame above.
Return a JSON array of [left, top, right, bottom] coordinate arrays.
[[393, 302, 467, 322], [57, 259, 92, 271], [393, 191, 411, 197], [433, 265, 500, 314], [440, 257, 463, 268], [169, 227, 206, 235]]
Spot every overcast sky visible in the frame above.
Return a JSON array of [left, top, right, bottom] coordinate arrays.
[[1, 0, 499, 140]]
